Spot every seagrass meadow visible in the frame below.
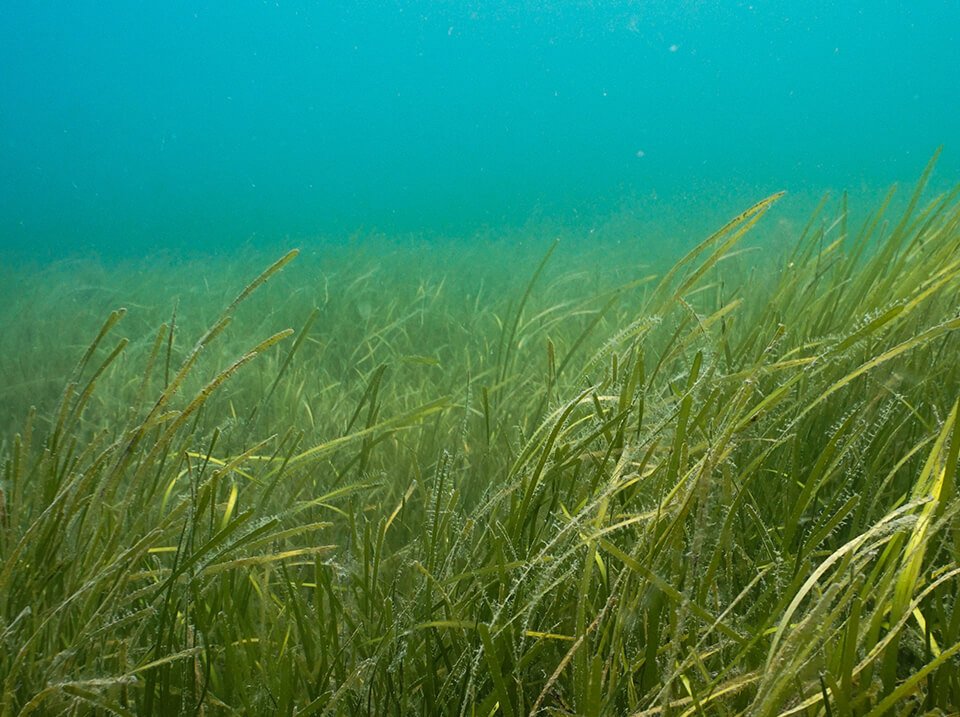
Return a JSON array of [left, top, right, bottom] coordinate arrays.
[[3, 163, 960, 716]]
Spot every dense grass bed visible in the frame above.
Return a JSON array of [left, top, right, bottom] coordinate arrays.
[[2, 163, 960, 715]]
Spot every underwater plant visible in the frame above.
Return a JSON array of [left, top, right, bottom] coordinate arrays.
[[1, 157, 960, 715]]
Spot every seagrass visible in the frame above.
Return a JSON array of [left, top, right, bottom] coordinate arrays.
[[1, 163, 959, 714]]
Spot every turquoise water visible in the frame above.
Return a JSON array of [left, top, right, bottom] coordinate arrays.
[[1, 1, 957, 258]]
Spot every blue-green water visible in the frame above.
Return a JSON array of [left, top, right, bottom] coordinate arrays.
[[1, 1, 957, 258]]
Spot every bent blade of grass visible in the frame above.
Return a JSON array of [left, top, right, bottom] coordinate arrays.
[[200, 546, 336, 577], [798, 315, 960, 422], [184, 439, 271, 485], [125, 329, 293, 493], [648, 191, 785, 310], [70, 307, 127, 381], [777, 565, 960, 717], [279, 396, 450, 472], [764, 500, 924, 672], [865, 638, 960, 717], [224, 248, 299, 316], [64, 336, 129, 437], [881, 399, 958, 690], [17, 678, 138, 717]]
